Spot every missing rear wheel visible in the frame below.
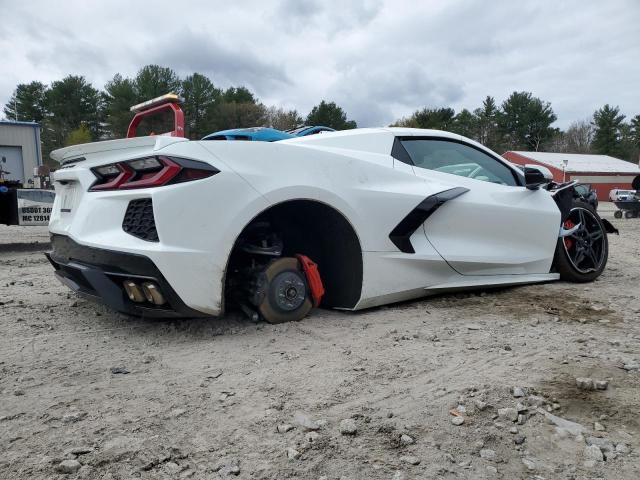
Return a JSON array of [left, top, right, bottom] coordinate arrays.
[[256, 257, 312, 323]]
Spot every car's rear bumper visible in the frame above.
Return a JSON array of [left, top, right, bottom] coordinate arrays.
[[46, 234, 209, 318]]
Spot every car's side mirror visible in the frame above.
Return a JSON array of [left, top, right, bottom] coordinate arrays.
[[524, 164, 553, 190]]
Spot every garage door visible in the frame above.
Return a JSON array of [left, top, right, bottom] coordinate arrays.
[[0, 146, 24, 183]]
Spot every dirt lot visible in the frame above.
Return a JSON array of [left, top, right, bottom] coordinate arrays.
[[1, 206, 639, 480]]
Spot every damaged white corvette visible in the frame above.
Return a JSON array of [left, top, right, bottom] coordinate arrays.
[[47, 127, 616, 323]]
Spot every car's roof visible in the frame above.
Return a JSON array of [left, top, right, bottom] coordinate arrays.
[[281, 127, 488, 157], [384, 127, 462, 139], [202, 126, 516, 172]]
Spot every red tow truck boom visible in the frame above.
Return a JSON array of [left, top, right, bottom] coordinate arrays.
[[127, 93, 185, 139]]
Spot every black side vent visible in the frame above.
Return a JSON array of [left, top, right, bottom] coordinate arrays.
[[389, 187, 469, 253], [122, 198, 159, 242]]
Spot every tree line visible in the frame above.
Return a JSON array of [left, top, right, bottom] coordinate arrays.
[[393, 94, 640, 162], [2, 65, 357, 164], [3, 64, 639, 166]]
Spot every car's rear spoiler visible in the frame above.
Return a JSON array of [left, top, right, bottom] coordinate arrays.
[[51, 136, 189, 165]]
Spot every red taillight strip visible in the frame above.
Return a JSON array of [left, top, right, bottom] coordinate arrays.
[[89, 156, 218, 191], [90, 163, 134, 191], [118, 157, 182, 189]]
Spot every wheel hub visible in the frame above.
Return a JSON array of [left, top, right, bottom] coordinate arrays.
[[285, 286, 298, 299], [272, 271, 307, 311]]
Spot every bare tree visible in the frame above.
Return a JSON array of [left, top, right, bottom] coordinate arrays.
[[546, 130, 568, 152], [564, 120, 594, 153], [265, 106, 303, 131]]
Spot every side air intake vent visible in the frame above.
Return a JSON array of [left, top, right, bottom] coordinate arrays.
[[122, 198, 159, 242]]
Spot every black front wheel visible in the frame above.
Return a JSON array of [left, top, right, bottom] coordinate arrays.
[[614, 210, 623, 219], [554, 201, 608, 283]]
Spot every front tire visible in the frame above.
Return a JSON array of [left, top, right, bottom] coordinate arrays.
[[256, 257, 313, 324], [554, 201, 608, 283]]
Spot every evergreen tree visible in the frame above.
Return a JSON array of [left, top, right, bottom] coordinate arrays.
[[631, 115, 640, 150], [498, 92, 556, 151], [474, 96, 501, 151], [221, 86, 256, 104], [182, 73, 221, 139], [592, 105, 626, 157], [43, 75, 102, 157], [306, 101, 357, 130], [3, 81, 47, 123], [133, 65, 181, 101], [103, 74, 137, 138], [211, 86, 266, 131], [451, 108, 478, 139], [392, 107, 455, 131], [629, 114, 640, 163], [213, 102, 268, 130]]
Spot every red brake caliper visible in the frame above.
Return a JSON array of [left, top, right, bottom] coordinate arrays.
[[563, 219, 575, 249], [295, 254, 325, 307]]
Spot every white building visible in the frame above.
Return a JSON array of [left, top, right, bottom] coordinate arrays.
[[0, 120, 43, 185]]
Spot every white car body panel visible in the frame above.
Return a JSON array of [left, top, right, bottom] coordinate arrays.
[[412, 168, 560, 275], [49, 128, 563, 317]]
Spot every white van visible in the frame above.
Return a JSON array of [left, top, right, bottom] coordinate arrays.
[[609, 189, 637, 201]]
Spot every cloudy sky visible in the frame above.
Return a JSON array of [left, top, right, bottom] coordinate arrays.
[[1, 0, 638, 128]]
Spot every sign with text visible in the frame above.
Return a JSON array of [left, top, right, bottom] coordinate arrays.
[[17, 189, 56, 226]]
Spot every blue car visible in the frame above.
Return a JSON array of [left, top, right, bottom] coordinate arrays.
[[202, 125, 335, 142]]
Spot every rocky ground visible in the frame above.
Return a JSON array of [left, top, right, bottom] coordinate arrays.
[[1, 205, 639, 479]]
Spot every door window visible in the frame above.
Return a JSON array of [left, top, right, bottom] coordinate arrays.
[[400, 139, 519, 186]]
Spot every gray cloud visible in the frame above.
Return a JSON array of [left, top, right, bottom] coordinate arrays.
[[273, 0, 383, 34], [326, 61, 465, 126], [148, 28, 290, 95], [1, 0, 639, 128]]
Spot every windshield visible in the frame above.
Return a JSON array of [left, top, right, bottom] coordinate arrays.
[[287, 126, 308, 135], [574, 184, 589, 195]]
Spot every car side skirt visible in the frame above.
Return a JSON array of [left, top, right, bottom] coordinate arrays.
[[350, 272, 559, 310]]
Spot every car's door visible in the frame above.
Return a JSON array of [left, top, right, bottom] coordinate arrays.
[[396, 137, 561, 276]]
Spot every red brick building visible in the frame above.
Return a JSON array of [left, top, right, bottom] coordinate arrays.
[[503, 151, 640, 200]]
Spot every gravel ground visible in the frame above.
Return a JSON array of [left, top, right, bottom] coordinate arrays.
[[1, 208, 639, 480], [0, 225, 50, 247]]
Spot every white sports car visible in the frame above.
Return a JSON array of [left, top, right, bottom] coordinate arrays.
[[47, 128, 616, 323]]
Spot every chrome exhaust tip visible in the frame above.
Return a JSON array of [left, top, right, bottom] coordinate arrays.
[[141, 281, 166, 306], [123, 280, 146, 303]]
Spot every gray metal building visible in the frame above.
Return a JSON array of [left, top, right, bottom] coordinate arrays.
[[0, 120, 42, 185]]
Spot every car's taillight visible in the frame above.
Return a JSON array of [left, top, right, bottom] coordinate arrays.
[[89, 156, 218, 191]]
